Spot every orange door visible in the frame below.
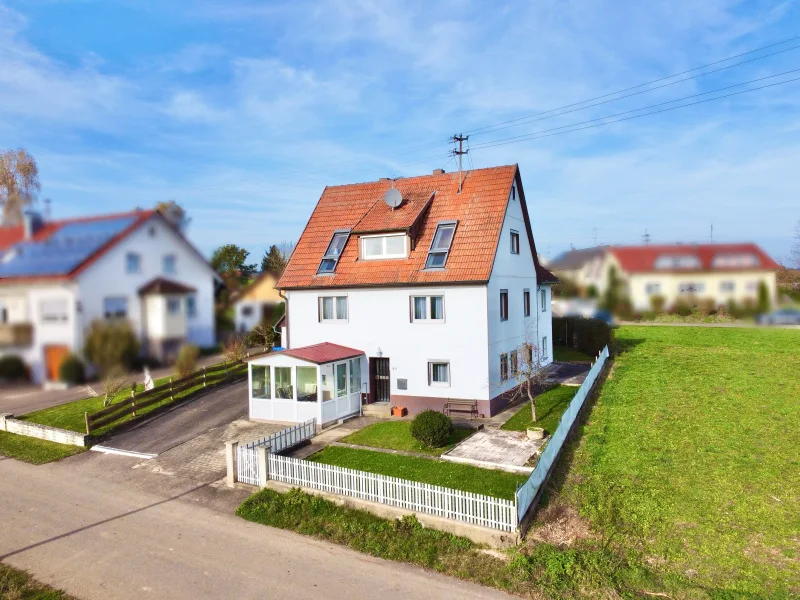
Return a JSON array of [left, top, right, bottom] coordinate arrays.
[[44, 345, 69, 381]]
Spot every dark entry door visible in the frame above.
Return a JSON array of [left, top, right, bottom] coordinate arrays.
[[369, 357, 390, 403]]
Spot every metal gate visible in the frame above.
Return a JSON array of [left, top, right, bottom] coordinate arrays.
[[369, 357, 390, 403]]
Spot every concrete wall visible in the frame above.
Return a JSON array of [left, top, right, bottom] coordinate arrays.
[[1, 413, 88, 447]]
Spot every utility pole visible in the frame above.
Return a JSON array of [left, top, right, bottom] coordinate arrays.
[[593, 227, 598, 247], [710, 224, 714, 243], [450, 134, 469, 193], [642, 229, 651, 245]]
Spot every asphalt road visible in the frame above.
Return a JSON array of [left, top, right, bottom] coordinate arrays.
[[0, 457, 511, 600], [100, 379, 249, 455]]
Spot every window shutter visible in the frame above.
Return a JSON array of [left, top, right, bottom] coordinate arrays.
[[409, 296, 413, 323]]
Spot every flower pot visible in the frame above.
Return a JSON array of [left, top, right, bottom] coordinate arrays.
[[391, 406, 407, 417], [527, 427, 546, 440]]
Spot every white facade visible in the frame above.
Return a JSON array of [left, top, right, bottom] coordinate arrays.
[[0, 215, 217, 383]]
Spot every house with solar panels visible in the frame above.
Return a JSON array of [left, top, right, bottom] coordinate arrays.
[[245, 165, 557, 426], [0, 209, 219, 384]]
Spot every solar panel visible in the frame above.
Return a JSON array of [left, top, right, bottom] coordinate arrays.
[[0, 216, 138, 278]]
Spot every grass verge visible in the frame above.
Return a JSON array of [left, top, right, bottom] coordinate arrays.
[[308, 446, 526, 500], [500, 385, 575, 435], [339, 421, 473, 456], [0, 431, 85, 464], [553, 346, 593, 362], [0, 563, 76, 599]]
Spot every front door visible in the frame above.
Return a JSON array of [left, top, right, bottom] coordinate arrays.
[[369, 357, 390, 403], [44, 345, 69, 382]]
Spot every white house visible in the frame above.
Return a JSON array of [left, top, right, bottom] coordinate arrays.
[[246, 165, 557, 425], [0, 209, 219, 384]]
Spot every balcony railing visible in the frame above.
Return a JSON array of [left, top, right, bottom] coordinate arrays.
[[0, 323, 34, 347]]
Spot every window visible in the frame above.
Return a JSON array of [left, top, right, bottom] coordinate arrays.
[[186, 295, 197, 318], [510, 350, 518, 378], [318, 230, 350, 274], [251, 365, 270, 399], [0, 305, 7, 324], [275, 367, 292, 399], [40, 299, 68, 323], [720, 281, 735, 293], [712, 253, 759, 268], [335, 363, 347, 398], [167, 297, 181, 315], [241, 305, 254, 317], [510, 230, 520, 254], [540, 288, 547, 312], [428, 361, 450, 386], [360, 233, 408, 260], [645, 282, 661, 295], [542, 336, 549, 360], [319, 296, 348, 322], [511, 185, 516, 200], [103, 297, 128, 320], [296, 367, 317, 402], [500, 353, 509, 382], [523, 342, 533, 365], [746, 281, 759, 292], [126, 252, 141, 273], [523, 289, 531, 317], [411, 296, 444, 321], [349, 358, 361, 395], [424, 221, 457, 269], [500, 289, 508, 321], [679, 282, 704, 294], [655, 255, 701, 270], [163, 254, 176, 274]]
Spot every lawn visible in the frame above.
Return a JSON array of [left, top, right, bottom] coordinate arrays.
[[558, 325, 800, 596], [553, 346, 593, 362], [500, 385, 575, 435], [339, 421, 474, 456], [0, 563, 76, 599], [20, 363, 244, 435], [0, 431, 85, 464], [308, 446, 526, 500]]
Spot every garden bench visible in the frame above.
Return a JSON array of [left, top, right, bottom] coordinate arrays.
[[444, 400, 478, 419]]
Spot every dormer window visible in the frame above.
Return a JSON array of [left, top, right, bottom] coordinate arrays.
[[654, 255, 701, 270], [712, 253, 759, 268], [424, 221, 456, 269], [318, 230, 349, 274], [360, 233, 408, 260]]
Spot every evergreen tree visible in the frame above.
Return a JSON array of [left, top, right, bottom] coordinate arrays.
[[261, 245, 287, 275]]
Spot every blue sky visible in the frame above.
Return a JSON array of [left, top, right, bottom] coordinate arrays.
[[1, 0, 799, 264]]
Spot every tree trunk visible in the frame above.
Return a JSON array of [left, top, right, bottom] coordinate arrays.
[[528, 387, 537, 422]]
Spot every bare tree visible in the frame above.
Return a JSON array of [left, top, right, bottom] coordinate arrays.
[[102, 366, 131, 407], [0, 148, 40, 225], [223, 334, 247, 364], [792, 220, 800, 268], [247, 322, 275, 351], [278, 240, 296, 264], [502, 322, 551, 423]]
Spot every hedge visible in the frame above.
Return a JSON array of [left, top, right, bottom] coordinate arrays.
[[552, 317, 613, 357]]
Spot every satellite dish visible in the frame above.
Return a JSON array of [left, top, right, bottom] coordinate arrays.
[[383, 187, 403, 209]]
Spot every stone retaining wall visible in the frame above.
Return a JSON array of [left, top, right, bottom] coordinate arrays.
[[0, 413, 88, 447]]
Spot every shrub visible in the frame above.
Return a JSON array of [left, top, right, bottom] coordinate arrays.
[[586, 284, 598, 299], [552, 317, 613, 356], [0, 355, 26, 381], [757, 281, 771, 313], [58, 354, 85, 384], [175, 344, 199, 378], [410, 410, 453, 448], [649, 295, 666, 313], [672, 299, 692, 317], [697, 298, 717, 316], [83, 319, 139, 376]]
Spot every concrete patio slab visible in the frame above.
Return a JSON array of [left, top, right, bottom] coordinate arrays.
[[441, 429, 544, 473]]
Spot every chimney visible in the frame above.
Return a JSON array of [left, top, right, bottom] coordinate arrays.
[[23, 211, 44, 240], [432, 169, 445, 175]]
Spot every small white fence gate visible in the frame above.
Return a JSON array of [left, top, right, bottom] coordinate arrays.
[[236, 419, 317, 485], [515, 345, 610, 522]]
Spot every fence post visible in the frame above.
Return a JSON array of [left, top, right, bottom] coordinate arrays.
[[225, 441, 238, 488], [169, 377, 173, 402], [257, 445, 269, 488], [130, 388, 136, 417], [84, 412, 91, 435], [203, 366, 207, 387]]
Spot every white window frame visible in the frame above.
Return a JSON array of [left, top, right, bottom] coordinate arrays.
[[679, 282, 704, 294], [186, 295, 197, 318], [360, 233, 408, 260], [410, 295, 445, 322], [428, 361, 450, 387], [126, 252, 141, 274], [319, 295, 348, 322], [523, 289, 531, 317], [720, 281, 735, 293], [163, 254, 177, 274], [500, 289, 508, 321], [540, 288, 547, 312], [542, 336, 549, 360], [500, 353, 509, 382], [103, 296, 128, 320], [510, 350, 518, 378], [166, 297, 181, 315], [510, 230, 520, 254], [40, 298, 68, 323]]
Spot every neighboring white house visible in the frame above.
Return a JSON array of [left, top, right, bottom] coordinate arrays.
[[0, 209, 219, 384], [245, 165, 557, 424]]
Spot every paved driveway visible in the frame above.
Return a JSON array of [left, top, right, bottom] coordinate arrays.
[[100, 380, 249, 455], [0, 384, 90, 416]]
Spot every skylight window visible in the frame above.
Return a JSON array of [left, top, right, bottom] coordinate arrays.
[[424, 221, 456, 269], [318, 230, 350, 274]]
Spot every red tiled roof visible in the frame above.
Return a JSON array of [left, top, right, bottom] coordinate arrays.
[[278, 165, 552, 289], [0, 225, 24, 251], [279, 342, 364, 364], [609, 243, 779, 273], [138, 277, 197, 295]]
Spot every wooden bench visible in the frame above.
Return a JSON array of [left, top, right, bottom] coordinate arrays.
[[444, 400, 479, 419]]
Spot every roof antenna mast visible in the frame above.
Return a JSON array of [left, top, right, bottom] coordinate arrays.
[[450, 134, 469, 193]]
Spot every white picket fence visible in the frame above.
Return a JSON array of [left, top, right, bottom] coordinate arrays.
[[515, 345, 610, 522], [237, 419, 316, 485], [267, 453, 518, 532]]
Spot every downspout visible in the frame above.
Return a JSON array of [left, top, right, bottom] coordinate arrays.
[[277, 289, 289, 349]]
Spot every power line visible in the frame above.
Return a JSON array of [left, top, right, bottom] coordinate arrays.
[[466, 35, 800, 136], [469, 71, 800, 151]]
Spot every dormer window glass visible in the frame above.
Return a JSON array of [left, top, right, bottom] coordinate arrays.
[[360, 233, 408, 260], [424, 221, 456, 269], [318, 230, 350, 274], [654, 255, 701, 270]]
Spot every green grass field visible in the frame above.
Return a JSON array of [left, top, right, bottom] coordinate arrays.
[[339, 421, 474, 456], [559, 325, 800, 596], [0, 431, 85, 464], [0, 563, 76, 599], [553, 346, 593, 362], [308, 446, 526, 500], [500, 385, 575, 435]]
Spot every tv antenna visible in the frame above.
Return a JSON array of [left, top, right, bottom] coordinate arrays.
[[642, 229, 651, 245], [450, 134, 469, 193]]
